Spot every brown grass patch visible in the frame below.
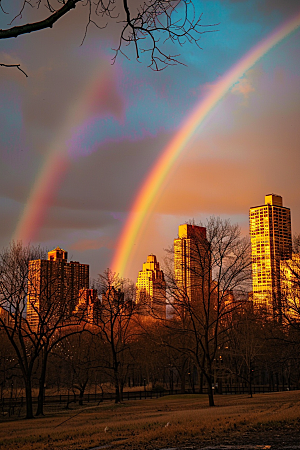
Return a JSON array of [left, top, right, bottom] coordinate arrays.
[[1, 391, 300, 450]]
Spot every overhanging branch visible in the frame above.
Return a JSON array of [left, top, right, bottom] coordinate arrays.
[[0, 0, 80, 39]]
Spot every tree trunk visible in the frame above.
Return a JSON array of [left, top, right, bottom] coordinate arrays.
[[249, 373, 253, 398], [180, 369, 186, 394], [79, 390, 84, 406], [199, 371, 203, 394], [115, 384, 121, 403], [119, 381, 124, 402], [36, 352, 48, 416], [207, 381, 215, 407], [204, 371, 215, 406], [25, 379, 34, 419]]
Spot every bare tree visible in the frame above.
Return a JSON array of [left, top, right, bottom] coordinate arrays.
[[0, 242, 46, 418], [225, 309, 265, 397], [280, 234, 300, 326], [94, 269, 138, 403], [0, 242, 87, 418], [165, 218, 252, 406], [0, 0, 216, 73], [55, 332, 98, 406]]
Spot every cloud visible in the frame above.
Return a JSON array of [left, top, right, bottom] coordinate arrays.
[[231, 76, 255, 99], [1, 0, 299, 283]]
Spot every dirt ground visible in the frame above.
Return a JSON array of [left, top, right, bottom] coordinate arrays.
[[1, 391, 300, 450]]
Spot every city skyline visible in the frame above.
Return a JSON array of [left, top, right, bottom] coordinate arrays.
[[1, 1, 300, 282], [18, 194, 300, 287]]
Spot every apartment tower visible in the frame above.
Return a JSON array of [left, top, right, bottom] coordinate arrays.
[[249, 194, 292, 316], [174, 224, 210, 306], [27, 247, 89, 328], [136, 254, 166, 319]]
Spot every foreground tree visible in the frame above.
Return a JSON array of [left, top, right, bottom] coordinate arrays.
[[0, 243, 46, 418], [55, 332, 99, 406], [165, 218, 252, 406], [0, 242, 86, 418], [94, 269, 138, 403], [226, 309, 265, 397], [0, 0, 216, 73]]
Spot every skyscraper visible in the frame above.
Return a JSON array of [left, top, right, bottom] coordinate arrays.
[[174, 224, 210, 305], [136, 254, 166, 319], [27, 247, 89, 328], [249, 194, 292, 316]]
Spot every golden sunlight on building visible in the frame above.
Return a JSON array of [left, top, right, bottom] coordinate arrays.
[[174, 224, 210, 306], [280, 254, 300, 321], [27, 247, 89, 328], [136, 254, 166, 319], [249, 194, 292, 317]]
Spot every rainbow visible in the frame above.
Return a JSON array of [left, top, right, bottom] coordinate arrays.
[[111, 11, 300, 276], [13, 64, 116, 244]]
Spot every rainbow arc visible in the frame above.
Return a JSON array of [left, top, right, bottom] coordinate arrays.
[[111, 11, 300, 276]]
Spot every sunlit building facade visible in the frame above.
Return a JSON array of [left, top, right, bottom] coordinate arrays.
[[249, 194, 292, 317], [280, 254, 300, 320], [174, 224, 210, 306], [27, 247, 89, 328], [0, 306, 10, 326], [136, 254, 166, 319]]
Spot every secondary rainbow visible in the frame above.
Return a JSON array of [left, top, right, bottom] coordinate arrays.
[[111, 11, 300, 276], [13, 65, 114, 244]]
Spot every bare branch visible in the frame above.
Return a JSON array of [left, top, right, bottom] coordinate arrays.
[[0, 62, 28, 77], [0, 0, 218, 71], [0, 0, 81, 40]]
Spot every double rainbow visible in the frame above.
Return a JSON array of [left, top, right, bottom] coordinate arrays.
[[12, 11, 300, 272], [111, 11, 300, 276]]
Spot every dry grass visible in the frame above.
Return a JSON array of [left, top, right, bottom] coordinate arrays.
[[1, 391, 300, 450]]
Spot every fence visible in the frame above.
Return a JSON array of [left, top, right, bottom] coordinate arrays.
[[1, 383, 298, 416]]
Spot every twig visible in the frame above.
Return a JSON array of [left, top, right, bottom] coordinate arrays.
[[0, 63, 28, 77]]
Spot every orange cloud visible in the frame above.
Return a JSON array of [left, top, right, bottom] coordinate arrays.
[[231, 76, 255, 99]]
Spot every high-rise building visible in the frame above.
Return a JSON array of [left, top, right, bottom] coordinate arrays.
[[27, 247, 89, 328], [136, 255, 166, 319], [174, 224, 210, 305], [249, 194, 292, 316]]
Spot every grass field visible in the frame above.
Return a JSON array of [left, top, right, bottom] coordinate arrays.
[[1, 391, 300, 449]]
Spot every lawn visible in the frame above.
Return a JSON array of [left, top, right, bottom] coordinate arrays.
[[1, 391, 300, 449]]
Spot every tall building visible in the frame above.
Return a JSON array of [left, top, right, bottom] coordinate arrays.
[[27, 247, 89, 328], [136, 255, 166, 319], [249, 194, 292, 316], [174, 224, 210, 306]]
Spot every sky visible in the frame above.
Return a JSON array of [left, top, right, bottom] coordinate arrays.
[[0, 0, 300, 282]]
